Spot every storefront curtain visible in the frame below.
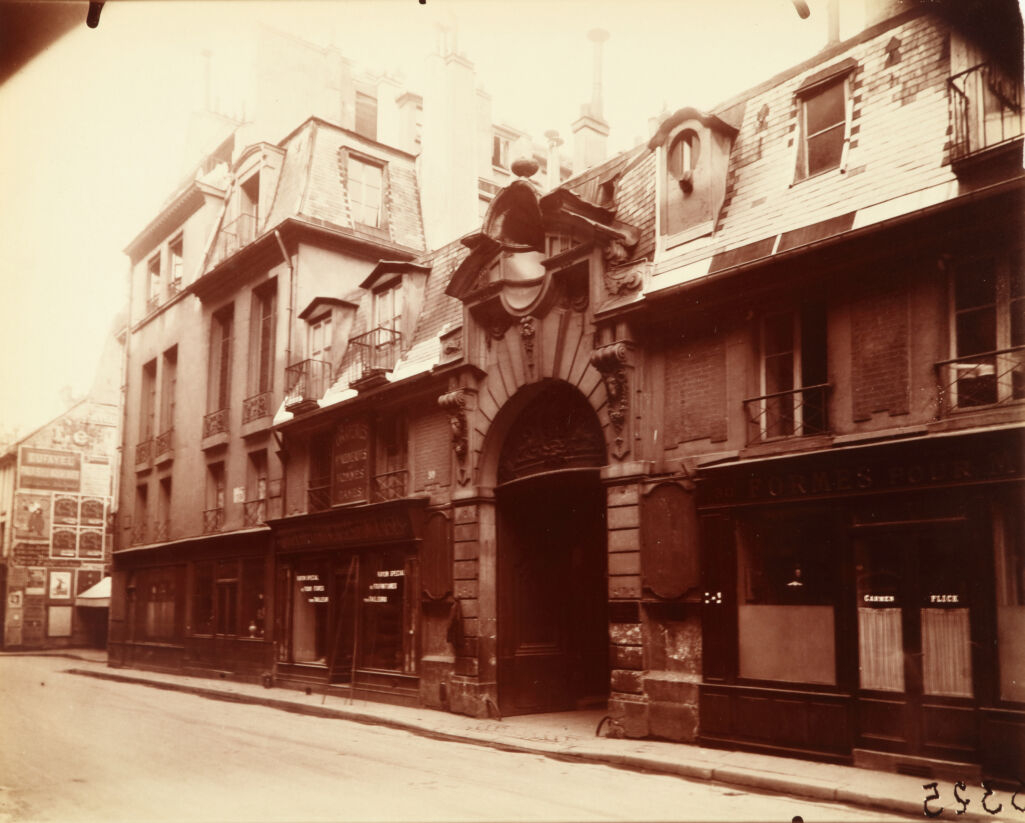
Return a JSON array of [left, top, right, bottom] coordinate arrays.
[[857, 607, 904, 691], [921, 608, 973, 697]]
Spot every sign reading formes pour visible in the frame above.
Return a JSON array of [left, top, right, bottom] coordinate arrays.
[[332, 418, 370, 505]]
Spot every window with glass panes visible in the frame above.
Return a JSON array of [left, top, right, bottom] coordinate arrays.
[[797, 77, 847, 179], [251, 283, 276, 394], [950, 251, 1025, 407], [348, 157, 384, 228]]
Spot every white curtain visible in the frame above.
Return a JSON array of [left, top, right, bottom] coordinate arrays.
[[858, 608, 904, 691], [922, 608, 973, 697]]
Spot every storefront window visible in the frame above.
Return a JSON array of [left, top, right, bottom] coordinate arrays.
[[241, 558, 266, 639], [359, 550, 417, 673], [215, 560, 238, 635], [995, 502, 1025, 703], [292, 560, 330, 664], [736, 514, 837, 685], [138, 567, 178, 641], [193, 561, 215, 635]]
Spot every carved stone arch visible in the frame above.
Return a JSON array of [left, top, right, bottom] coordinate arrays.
[[476, 378, 609, 490]]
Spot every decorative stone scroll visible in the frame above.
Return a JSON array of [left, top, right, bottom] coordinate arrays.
[[590, 341, 633, 460], [519, 317, 537, 380], [438, 388, 473, 486]]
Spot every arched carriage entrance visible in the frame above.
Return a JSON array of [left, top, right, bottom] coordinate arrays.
[[494, 381, 609, 715]]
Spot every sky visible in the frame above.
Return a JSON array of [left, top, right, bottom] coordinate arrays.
[[0, 0, 856, 437]]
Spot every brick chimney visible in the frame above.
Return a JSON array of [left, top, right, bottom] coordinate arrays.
[[572, 29, 610, 174]]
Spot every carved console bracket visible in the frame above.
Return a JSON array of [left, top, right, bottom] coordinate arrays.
[[438, 388, 475, 486], [590, 341, 633, 460]]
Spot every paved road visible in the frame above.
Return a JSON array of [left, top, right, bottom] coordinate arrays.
[[0, 656, 910, 822]]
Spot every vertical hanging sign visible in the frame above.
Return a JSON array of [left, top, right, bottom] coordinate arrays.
[[332, 417, 370, 505]]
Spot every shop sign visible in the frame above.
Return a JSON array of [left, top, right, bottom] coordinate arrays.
[[699, 434, 1023, 507], [276, 512, 410, 551], [297, 573, 328, 603], [19, 447, 81, 492], [332, 418, 370, 505], [363, 569, 403, 604]]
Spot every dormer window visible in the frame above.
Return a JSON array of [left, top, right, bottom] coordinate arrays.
[[374, 280, 402, 335], [348, 156, 384, 228], [667, 130, 700, 193], [799, 80, 846, 178], [794, 59, 856, 182]]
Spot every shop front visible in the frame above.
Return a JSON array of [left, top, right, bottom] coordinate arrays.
[[269, 498, 429, 705], [696, 426, 1025, 779]]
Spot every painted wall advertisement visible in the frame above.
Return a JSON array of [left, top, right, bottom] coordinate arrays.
[[13, 493, 51, 541], [332, 418, 370, 505], [18, 447, 81, 492]]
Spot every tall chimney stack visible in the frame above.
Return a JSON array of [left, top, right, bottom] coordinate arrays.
[[571, 29, 610, 175]]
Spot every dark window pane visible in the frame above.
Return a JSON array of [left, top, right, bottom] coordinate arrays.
[[359, 550, 407, 672], [765, 352, 794, 395], [954, 262, 996, 309], [956, 306, 997, 356], [763, 313, 793, 357], [805, 82, 845, 134], [1011, 297, 1025, 347], [193, 561, 214, 635], [241, 558, 266, 638], [807, 124, 845, 175]]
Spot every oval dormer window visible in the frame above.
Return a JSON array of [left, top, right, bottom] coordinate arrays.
[[667, 129, 701, 193]]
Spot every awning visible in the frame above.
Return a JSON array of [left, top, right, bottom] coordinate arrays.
[[75, 576, 110, 608]]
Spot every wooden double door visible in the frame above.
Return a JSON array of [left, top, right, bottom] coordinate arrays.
[[496, 471, 608, 716], [854, 522, 982, 763]]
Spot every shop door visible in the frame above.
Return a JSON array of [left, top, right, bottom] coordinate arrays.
[[854, 524, 979, 763], [497, 472, 608, 716]]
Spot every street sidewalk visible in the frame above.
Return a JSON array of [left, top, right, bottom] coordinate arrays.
[[9, 649, 1022, 821]]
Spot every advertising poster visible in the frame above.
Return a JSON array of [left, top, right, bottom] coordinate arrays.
[[79, 497, 106, 527], [18, 447, 81, 492], [53, 494, 79, 525], [13, 493, 52, 541], [78, 528, 104, 559], [51, 528, 77, 559], [49, 571, 72, 600], [26, 568, 46, 595], [80, 457, 111, 497]]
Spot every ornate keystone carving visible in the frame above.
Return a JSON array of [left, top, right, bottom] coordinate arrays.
[[438, 389, 473, 485], [519, 317, 537, 379], [590, 342, 633, 459]]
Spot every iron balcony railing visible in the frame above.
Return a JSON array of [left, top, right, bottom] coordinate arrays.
[[203, 408, 229, 439], [203, 507, 225, 534], [284, 359, 332, 412], [146, 294, 161, 314], [243, 499, 267, 528], [212, 212, 257, 265], [936, 346, 1025, 413], [154, 519, 171, 542], [155, 428, 173, 461], [371, 469, 408, 502], [130, 520, 149, 546], [168, 277, 183, 298], [948, 62, 1023, 162], [135, 438, 153, 468], [242, 391, 272, 424], [743, 383, 831, 445], [346, 327, 402, 385], [307, 483, 331, 512]]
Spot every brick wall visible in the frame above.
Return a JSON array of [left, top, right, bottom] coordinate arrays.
[[850, 277, 910, 420], [665, 336, 728, 445], [411, 404, 451, 492]]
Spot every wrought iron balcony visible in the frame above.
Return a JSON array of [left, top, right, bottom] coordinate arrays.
[[371, 469, 408, 503], [242, 391, 272, 424], [347, 327, 402, 387], [203, 408, 229, 439], [948, 62, 1023, 163], [146, 294, 161, 314], [154, 519, 171, 542], [129, 520, 149, 546], [243, 499, 267, 528], [936, 346, 1025, 413], [743, 384, 831, 446], [284, 359, 332, 414], [168, 277, 183, 298], [211, 212, 257, 265], [203, 507, 225, 534], [135, 438, 153, 469], [307, 483, 331, 512], [155, 428, 173, 462]]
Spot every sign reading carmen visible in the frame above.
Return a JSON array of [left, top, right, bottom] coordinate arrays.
[[332, 418, 370, 505]]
